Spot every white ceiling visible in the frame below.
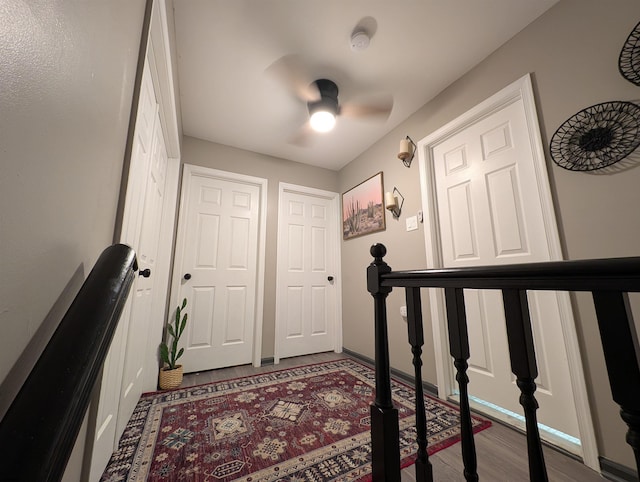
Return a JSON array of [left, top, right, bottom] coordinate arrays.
[[173, 0, 559, 171]]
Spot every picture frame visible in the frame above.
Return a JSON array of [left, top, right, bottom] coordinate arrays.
[[342, 171, 386, 240]]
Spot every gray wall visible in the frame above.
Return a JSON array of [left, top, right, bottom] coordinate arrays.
[[181, 136, 339, 358], [0, 1, 146, 479], [0, 0, 145, 383], [339, 0, 640, 468]]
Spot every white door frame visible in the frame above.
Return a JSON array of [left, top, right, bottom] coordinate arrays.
[[142, 0, 181, 391], [273, 182, 343, 364], [169, 164, 268, 368], [416, 74, 599, 471]]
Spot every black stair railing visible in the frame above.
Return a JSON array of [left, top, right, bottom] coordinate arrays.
[[367, 243, 640, 482], [0, 244, 137, 482]]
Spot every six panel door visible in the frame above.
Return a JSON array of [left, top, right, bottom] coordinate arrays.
[[276, 186, 338, 359], [432, 99, 581, 442], [174, 167, 261, 372]]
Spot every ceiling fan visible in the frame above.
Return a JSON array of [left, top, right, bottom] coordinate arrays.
[[266, 55, 393, 145], [308, 78, 340, 133]]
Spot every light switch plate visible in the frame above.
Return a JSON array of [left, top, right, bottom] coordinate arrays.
[[406, 215, 418, 231]]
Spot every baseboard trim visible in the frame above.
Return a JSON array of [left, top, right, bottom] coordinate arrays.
[[342, 348, 439, 397], [261, 357, 275, 366], [600, 457, 638, 481]]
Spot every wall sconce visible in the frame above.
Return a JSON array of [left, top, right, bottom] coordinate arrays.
[[385, 187, 404, 218], [398, 135, 416, 168]]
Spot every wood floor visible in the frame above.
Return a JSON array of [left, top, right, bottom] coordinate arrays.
[[182, 352, 604, 481]]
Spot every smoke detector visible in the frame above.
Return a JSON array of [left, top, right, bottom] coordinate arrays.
[[350, 30, 370, 52]]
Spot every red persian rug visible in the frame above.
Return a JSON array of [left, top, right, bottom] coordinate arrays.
[[101, 358, 490, 481]]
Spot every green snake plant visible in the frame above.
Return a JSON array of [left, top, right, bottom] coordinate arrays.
[[159, 298, 188, 370]]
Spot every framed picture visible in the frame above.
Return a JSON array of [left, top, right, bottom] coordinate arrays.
[[342, 171, 386, 240]]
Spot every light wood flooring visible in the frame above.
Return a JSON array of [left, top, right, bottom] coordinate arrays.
[[182, 352, 605, 481]]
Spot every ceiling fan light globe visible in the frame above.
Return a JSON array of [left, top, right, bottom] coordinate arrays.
[[310, 110, 336, 132]]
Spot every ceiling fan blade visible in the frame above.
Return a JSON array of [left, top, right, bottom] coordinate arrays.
[[265, 54, 320, 102], [340, 94, 393, 120], [288, 122, 316, 147]]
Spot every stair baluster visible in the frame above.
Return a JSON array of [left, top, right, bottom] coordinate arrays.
[[592, 291, 640, 473], [406, 287, 433, 482], [502, 289, 548, 481], [445, 287, 480, 481]]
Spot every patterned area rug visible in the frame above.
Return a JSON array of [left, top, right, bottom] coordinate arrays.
[[101, 358, 490, 481]]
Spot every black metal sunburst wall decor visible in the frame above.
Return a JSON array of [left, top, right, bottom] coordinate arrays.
[[549, 101, 640, 171], [619, 20, 640, 86], [549, 20, 640, 172]]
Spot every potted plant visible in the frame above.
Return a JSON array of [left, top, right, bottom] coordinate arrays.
[[158, 297, 188, 389]]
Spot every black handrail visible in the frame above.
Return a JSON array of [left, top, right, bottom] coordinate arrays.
[[368, 243, 640, 481], [0, 244, 137, 482]]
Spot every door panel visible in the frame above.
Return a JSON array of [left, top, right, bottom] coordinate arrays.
[[311, 287, 327, 334], [447, 181, 478, 260], [191, 287, 215, 346], [174, 167, 263, 372], [224, 286, 247, 343], [230, 216, 250, 268], [287, 287, 304, 337], [464, 289, 493, 375], [276, 185, 339, 359]]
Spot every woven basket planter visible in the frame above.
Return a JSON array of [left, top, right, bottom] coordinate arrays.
[[159, 365, 183, 390]]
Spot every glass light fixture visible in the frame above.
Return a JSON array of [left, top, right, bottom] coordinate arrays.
[[398, 135, 417, 167], [385, 187, 404, 218], [309, 110, 336, 132]]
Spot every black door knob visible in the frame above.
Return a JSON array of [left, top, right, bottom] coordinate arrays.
[[183, 273, 192, 280], [327, 276, 334, 281], [139, 268, 151, 278]]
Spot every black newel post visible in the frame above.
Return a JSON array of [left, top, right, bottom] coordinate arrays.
[[367, 244, 400, 482]]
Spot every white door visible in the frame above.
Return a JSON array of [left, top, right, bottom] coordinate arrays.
[[275, 183, 341, 361], [432, 98, 580, 437], [117, 109, 168, 436], [89, 60, 168, 478], [419, 75, 596, 465], [173, 165, 266, 372]]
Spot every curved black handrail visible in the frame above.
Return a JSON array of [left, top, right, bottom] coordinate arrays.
[[0, 244, 137, 482], [379, 255, 640, 291]]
